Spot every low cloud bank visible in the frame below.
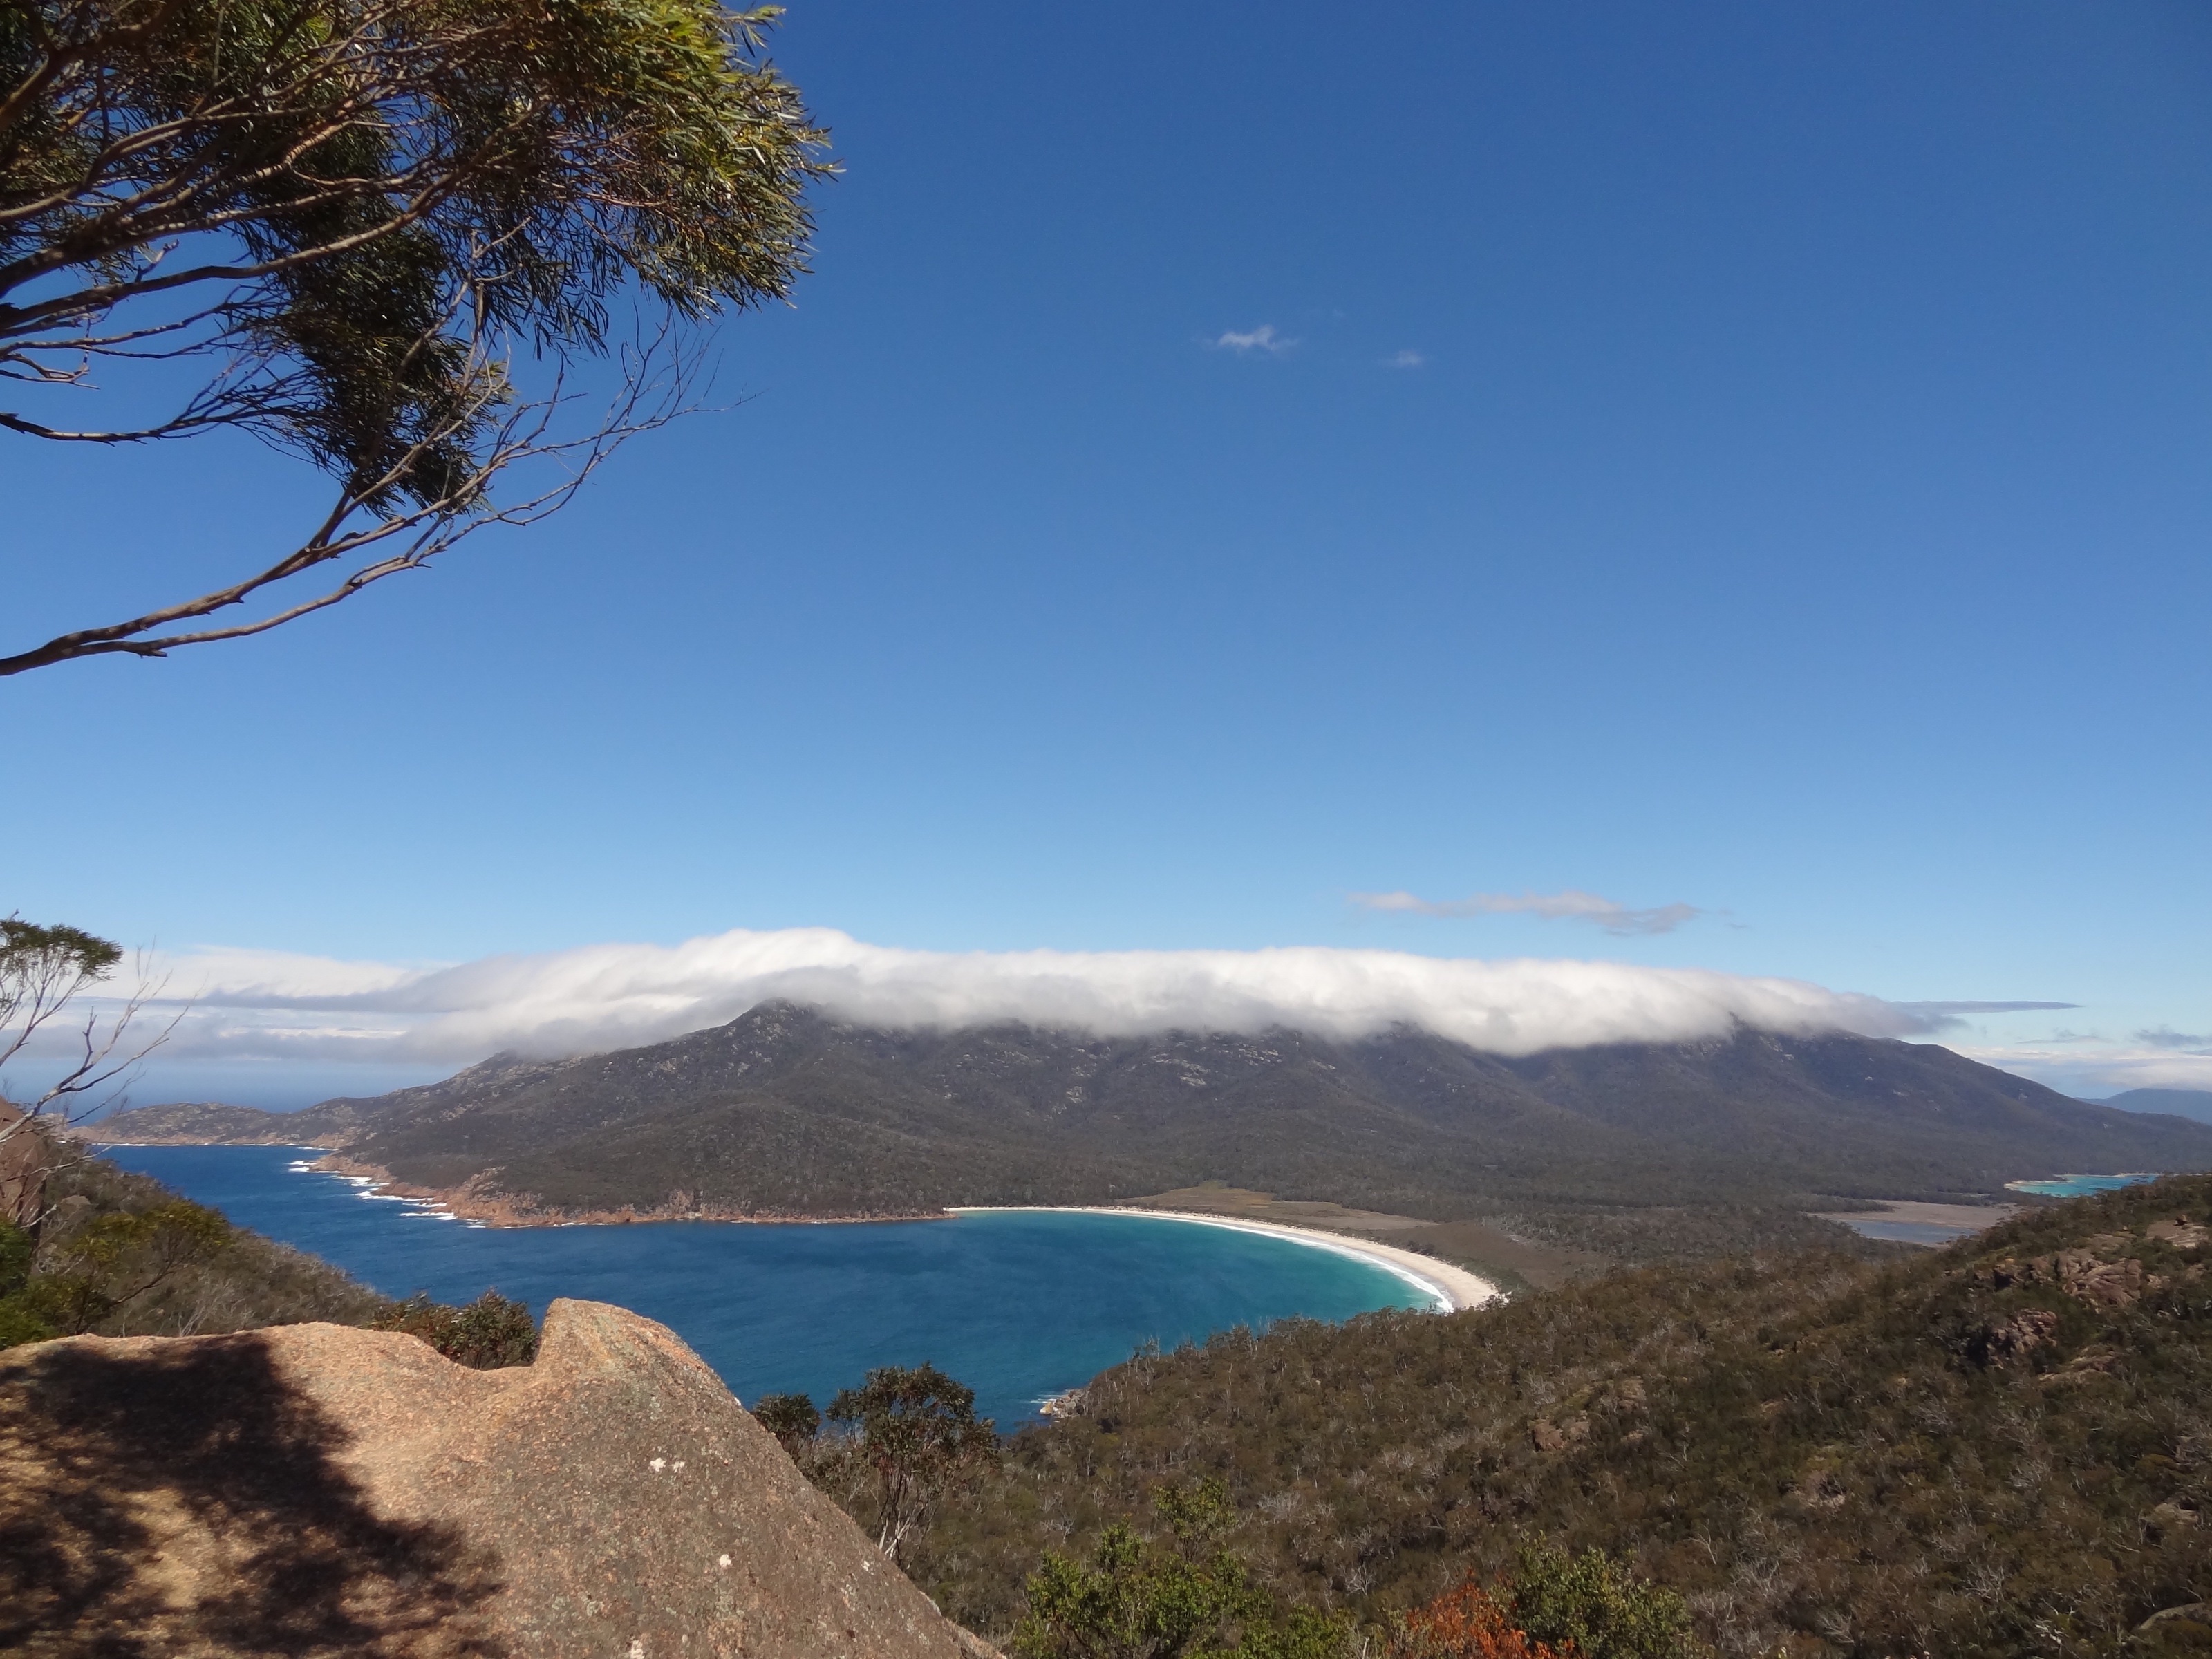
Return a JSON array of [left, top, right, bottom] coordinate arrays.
[[66, 927, 1978, 1071], [1955, 1039, 2212, 1099]]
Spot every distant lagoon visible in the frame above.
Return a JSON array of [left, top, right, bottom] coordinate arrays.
[[1833, 1218, 1984, 1246], [101, 1145, 1434, 1427], [2007, 1173, 2167, 1199]]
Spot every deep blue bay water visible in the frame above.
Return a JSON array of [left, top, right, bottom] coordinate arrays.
[[102, 1145, 1432, 1428]]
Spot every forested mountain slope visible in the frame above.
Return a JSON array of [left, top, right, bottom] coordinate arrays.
[[100, 1004, 2212, 1231], [896, 1174, 2212, 1658]]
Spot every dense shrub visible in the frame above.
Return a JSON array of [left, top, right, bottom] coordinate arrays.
[[0, 1150, 542, 1368], [0, 1151, 545, 1373], [1390, 1578, 1573, 1659], [1506, 1545, 1699, 1659], [16, 1199, 232, 1333], [17, 1151, 388, 1339], [754, 1390, 823, 1454], [373, 1289, 538, 1369], [1012, 1481, 1350, 1659], [0, 1219, 50, 1347]]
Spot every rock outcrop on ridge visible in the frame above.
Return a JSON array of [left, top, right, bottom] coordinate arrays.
[[0, 1298, 984, 1658]]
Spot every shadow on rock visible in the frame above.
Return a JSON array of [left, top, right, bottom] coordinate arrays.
[[0, 1333, 503, 1658]]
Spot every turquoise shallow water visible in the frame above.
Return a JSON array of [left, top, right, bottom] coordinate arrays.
[[100, 1145, 1430, 1427], [2007, 1173, 2166, 1199]]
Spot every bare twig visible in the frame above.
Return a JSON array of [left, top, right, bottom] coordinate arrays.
[[0, 321, 699, 675], [1, 946, 180, 1146]]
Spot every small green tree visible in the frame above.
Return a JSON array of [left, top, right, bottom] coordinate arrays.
[[825, 1362, 997, 1561], [753, 1389, 822, 1456], [1507, 1544, 1700, 1659], [1014, 1479, 1349, 1659]]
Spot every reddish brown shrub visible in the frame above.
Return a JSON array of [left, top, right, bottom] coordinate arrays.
[[1391, 1577, 1578, 1659]]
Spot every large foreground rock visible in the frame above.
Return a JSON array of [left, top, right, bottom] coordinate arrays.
[[0, 1299, 982, 1657]]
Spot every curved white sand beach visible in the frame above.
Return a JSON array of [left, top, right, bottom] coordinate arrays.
[[949, 1206, 1499, 1311]]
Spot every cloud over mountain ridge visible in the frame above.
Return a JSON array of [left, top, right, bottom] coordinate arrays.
[[115, 928, 1962, 1068]]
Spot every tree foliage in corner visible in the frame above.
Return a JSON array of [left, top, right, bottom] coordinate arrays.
[[0, 0, 831, 673]]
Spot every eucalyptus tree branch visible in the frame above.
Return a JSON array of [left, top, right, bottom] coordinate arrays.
[[0, 0, 830, 675], [0, 324, 700, 675], [0, 405, 229, 439]]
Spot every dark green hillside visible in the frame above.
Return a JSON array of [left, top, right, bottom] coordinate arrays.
[[100, 1007, 2212, 1255], [1, 1142, 529, 1366], [895, 1177, 2212, 1657], [2, 1151, 386, 1343]]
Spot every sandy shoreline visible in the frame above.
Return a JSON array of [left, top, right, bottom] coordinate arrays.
[[99, 1144, 1497, 1304], [951, 1205, 1501, 1311]]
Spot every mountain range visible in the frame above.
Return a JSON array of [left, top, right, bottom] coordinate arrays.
[[95, 1005, 2212, 1248], [2103, 1086, 2212, 1125]]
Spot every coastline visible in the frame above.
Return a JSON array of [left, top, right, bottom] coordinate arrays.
[[95, 1145, 1503, 1296], [950, 1204, 1501, 1312]]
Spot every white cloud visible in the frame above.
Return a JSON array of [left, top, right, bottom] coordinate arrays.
[[1902, 1001, 2079, 1018], [28, 927, 1959, 1074], [1212, 324, 1294, 355], [1386, 349, 1425, 368], [1953, 1040, 2212, 1098], [151, 945, 430, 1004], [1351, 888, 1703, 937]]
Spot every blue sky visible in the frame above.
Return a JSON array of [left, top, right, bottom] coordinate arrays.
[[4, 1, 2209, 1104]]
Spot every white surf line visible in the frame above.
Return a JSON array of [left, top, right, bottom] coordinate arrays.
[[312, 1165, 465, 1224], [950, 1206, 1500, 1311]]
